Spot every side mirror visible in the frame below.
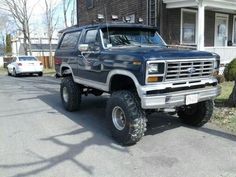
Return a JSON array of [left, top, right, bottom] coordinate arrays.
[[78, 44, 89, 52], [107, 44, 112, 48]]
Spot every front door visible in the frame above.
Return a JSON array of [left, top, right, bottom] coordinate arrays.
[[77, 29, 103, 82], [215, 13, 228, 46]]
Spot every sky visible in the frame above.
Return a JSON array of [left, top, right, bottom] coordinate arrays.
[[30, 0, 62, 36], [0, 0, 76, 44], [20, 0, 76, 37]]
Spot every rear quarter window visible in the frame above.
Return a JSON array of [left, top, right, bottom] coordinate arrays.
[[59, 31, 81, 49]]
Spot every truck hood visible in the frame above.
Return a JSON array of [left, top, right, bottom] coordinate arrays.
[[107, 47, 214, 60]]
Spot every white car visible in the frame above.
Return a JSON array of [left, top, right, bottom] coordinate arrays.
[[7, 56, 43, 76]]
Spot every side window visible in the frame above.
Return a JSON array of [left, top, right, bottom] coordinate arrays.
[[84, 29, 100, 50], [84, 30, 98, 44], [60, 31, 81, 49]]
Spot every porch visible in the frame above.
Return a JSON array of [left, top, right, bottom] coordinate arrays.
[[205, 46, 236, 64], [163, 0, 236, 63]]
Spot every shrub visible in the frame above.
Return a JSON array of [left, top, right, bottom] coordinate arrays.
[[224, 59, 236, 81]]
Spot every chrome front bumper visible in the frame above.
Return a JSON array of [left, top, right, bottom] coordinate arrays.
[[140, 86, 221, 109]]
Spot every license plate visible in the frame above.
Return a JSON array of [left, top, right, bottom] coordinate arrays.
[[186, 94, 198, 105]]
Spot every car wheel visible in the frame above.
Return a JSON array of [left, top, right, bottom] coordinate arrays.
[[12, 68, 17, 77], [60, 76, 81, 111], [106, 90, 147, 146], [38, 72, 43, 77], [7, 68, 11, 76], [177, 100, 213, 127]]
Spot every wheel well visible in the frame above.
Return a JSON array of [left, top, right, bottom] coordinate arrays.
[[61, 67, 72, 76], [110, 75, 136, 92]]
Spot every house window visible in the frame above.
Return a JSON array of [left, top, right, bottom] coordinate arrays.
[[86, 0, 93, 9], [233, 16, 236, 44], [181, 9, 197, 44]]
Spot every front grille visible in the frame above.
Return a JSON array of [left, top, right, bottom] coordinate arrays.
[[165, 60, 214, 81]]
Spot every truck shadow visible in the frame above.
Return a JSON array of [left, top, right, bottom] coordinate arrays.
[[39, 93, 236, 143], [0, 94, 128, 177], [2, 90, 235, 177], [146, 112, 236, 142]]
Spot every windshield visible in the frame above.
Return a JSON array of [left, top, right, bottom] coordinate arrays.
[[101, 27, 166, 48]]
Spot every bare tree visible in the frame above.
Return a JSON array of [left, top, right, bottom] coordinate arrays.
[[62, 0, 76, 27], [44, 0, 58, 68], [0, 0, 34, 55], [0, 14, 9, 53], [70, 0, 76, 26]]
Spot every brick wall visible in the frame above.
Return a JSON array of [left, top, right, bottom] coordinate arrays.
[[77, 0, 147, 26], [77, 1, 236, 47]]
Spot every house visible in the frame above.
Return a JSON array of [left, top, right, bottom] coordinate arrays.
[[11, 34, 58, 68], [77, 0, 236, 64], [12, 36, 58, 57]]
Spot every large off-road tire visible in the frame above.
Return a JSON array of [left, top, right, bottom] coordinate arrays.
[[60, 77, 81, 112], [177, 100, 214, 127], [106, 90, 147, 145]]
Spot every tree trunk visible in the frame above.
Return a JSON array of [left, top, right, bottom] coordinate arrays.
[[49, 38, 54, 68], [26, 21, 32, 55], [23, 32, 28, 55], [228, 80, 236, 107]]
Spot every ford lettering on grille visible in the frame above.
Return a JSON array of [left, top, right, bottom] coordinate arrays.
[[187, 67, 196, 74], [165, 60, 214, 81]]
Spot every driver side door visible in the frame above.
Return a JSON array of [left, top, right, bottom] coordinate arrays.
[[78, 29, 104, 82]]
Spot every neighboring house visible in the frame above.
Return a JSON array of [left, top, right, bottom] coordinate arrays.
[[77, 0, 236, 64], [11, 35, 58, 57], [18, 43, 58, 57]]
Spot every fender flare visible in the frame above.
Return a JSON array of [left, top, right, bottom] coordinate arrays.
[[106, 69, 142, 96], [60, 63, 74, 76]]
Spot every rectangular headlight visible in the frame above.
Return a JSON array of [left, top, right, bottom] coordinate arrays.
[[148, 64, 158, 74], [148, 63, 164, 74]]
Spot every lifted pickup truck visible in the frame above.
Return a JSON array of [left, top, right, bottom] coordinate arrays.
[[55, 23, 221, 145]]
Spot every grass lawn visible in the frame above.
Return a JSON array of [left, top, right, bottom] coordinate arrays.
[[0, 67, 7, 75], [43, 68, 56, 76], [212, 81, 236, 133]]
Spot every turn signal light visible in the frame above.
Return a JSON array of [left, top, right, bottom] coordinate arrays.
[[147, 76, 159, 83]]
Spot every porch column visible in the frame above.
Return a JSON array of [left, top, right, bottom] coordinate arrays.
[[197, 2, 205, 51]]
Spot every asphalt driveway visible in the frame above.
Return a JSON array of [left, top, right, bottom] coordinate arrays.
[[0, 75, 236, 177]]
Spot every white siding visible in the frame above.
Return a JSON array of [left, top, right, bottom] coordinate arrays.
[[205, 47, 236, 64]]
